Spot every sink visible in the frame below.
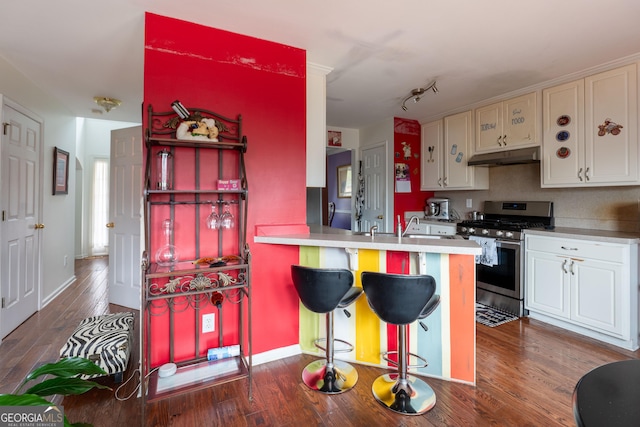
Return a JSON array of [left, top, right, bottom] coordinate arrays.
[[405, 234, 448, 239], [353, 232, 396, 237], [352, 232, 455, 239]]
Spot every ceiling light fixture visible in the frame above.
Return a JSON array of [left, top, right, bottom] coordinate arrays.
[[401, 81, 438, 111], [93, 96, 122, 113]]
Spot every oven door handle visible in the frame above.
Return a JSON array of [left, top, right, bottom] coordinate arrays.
[[494, 239, 521, 249]]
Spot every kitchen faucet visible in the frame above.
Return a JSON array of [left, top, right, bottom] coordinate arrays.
[[369, 225, 378, 237], [401, 215, 420, 237]]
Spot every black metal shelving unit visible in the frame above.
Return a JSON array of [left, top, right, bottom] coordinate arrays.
[[140, 105, 251, 403]]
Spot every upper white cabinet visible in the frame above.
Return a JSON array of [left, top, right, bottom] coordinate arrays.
[[475, 92, 538, 153], [542, 63, 638, 187], [420, 111, 488, 191], [306, 62, 333, 187], [420, 120, 444, 190]]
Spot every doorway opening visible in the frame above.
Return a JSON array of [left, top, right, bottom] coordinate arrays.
[[91, 157, 109, 256], [326, 149, 353, 230]]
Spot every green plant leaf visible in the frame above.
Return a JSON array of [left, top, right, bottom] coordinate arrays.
[[0, 393, 52, 406], [25, 377, 111, 397], [0, 395, 83, 427], [26, 357, 107, 382]]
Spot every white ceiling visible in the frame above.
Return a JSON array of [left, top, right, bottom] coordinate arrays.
[[2, 1, 640, 129]]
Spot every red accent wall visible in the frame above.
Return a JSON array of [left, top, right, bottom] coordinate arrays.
[[393, 117, 434, 226], [144, 13, 305, 364]]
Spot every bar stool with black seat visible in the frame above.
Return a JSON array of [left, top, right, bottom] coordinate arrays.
[[291, 265, 363, 394], [573, 359, 640, 427], [361, 271, 440, 415]]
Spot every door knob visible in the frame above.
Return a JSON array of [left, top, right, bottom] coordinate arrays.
[[34, 223, 45, 229], [377, 215, 383, 219], [106, 222, 115, 228]]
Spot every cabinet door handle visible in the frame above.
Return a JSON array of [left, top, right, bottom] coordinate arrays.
[[443, 177, 448, 186], [585, 167, 590, 181], [577, 167, 583, 181], [437, 177, 442, 187], [561, 246, 578, 251], [561, 259, 568, 274], [569, 260, 575, 275], [497, 135, 503, 146], [503, 134, 507, 146]]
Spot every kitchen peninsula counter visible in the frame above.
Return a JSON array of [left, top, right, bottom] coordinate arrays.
[[254, 224, 480, 386], [254, 225, 481, 255]]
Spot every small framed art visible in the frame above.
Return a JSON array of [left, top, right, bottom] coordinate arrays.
[[53, 147, 69, 195]]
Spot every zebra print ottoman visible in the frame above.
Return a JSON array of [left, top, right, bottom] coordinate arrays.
[[59, 312, 134, 383]]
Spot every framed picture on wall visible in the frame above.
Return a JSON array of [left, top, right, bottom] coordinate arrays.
[[328, 130, 342, 147], [53, 147, 69, 195], [337, 164, 352, 198]]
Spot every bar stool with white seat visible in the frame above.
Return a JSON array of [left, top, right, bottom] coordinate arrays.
[[291, 265, 363, 394], [361, 271, 440, 415]]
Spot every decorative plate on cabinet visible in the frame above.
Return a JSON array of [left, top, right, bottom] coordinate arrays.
[[556, 130, 570, 142], [556, 147, 571, 159], [557, 115, 571, 126]]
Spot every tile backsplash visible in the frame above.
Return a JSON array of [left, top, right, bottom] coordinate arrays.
[[436, 163, 640, 233]]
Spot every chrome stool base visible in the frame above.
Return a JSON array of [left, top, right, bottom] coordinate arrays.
[[301, 359, 359, 394], [371, 373, 436, 415]]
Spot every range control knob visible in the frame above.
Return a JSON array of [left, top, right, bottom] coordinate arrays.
[[495, 230, 504, 237], [505, 231, 514, 239], [481, 229, 490, 235], [468, 227, 476, 234], [460, 226, 467, 233]]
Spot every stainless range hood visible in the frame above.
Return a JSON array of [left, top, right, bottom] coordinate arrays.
[[467, 146, 540, 166]]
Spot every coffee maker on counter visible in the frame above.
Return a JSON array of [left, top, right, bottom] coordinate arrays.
[[425, 197, 450, 220]]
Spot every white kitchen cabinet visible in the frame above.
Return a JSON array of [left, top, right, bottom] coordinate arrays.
[[430, 223, 456, 235], [475, 92, 537, 153], [525, 250, 570, 319], [542, 64, 638, 187], [420, 112, 488, 191], [525, 234, 637, 349], [571, 257, 623, 334], [404, 219, 456, 236], [306, 62, 332, 187]]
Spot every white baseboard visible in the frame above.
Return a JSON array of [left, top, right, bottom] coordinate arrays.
[[41, 275, 76, 309], [250, 345, 301, 366]]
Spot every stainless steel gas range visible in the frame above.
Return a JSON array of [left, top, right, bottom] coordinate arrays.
[[457, 201, 554, 316]]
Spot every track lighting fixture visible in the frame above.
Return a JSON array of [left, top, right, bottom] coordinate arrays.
[[401, 81, 438, 111]]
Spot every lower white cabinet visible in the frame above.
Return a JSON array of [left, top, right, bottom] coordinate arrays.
[[403, 220, 456, 236], [525, 233, 638, 350]]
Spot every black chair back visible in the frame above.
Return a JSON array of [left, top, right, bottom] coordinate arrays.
[[361, 272, 436, 325], [291, 265, 354, 314]]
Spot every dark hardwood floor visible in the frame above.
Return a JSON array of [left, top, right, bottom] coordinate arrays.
[[1, 257, 638, 426]]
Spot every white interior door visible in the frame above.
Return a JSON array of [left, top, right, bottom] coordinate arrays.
[[108, 126, 142, 309], [359, 142, 387, 232], [1, 97, 42, 338]]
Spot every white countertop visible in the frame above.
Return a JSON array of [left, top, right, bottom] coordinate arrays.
[[525, 227, 640, 244], [254, 225, 481, 255]]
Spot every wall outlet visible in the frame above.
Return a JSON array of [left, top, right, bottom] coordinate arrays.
[[466, 198, 473, 208], [202, 313, 215, 333]]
